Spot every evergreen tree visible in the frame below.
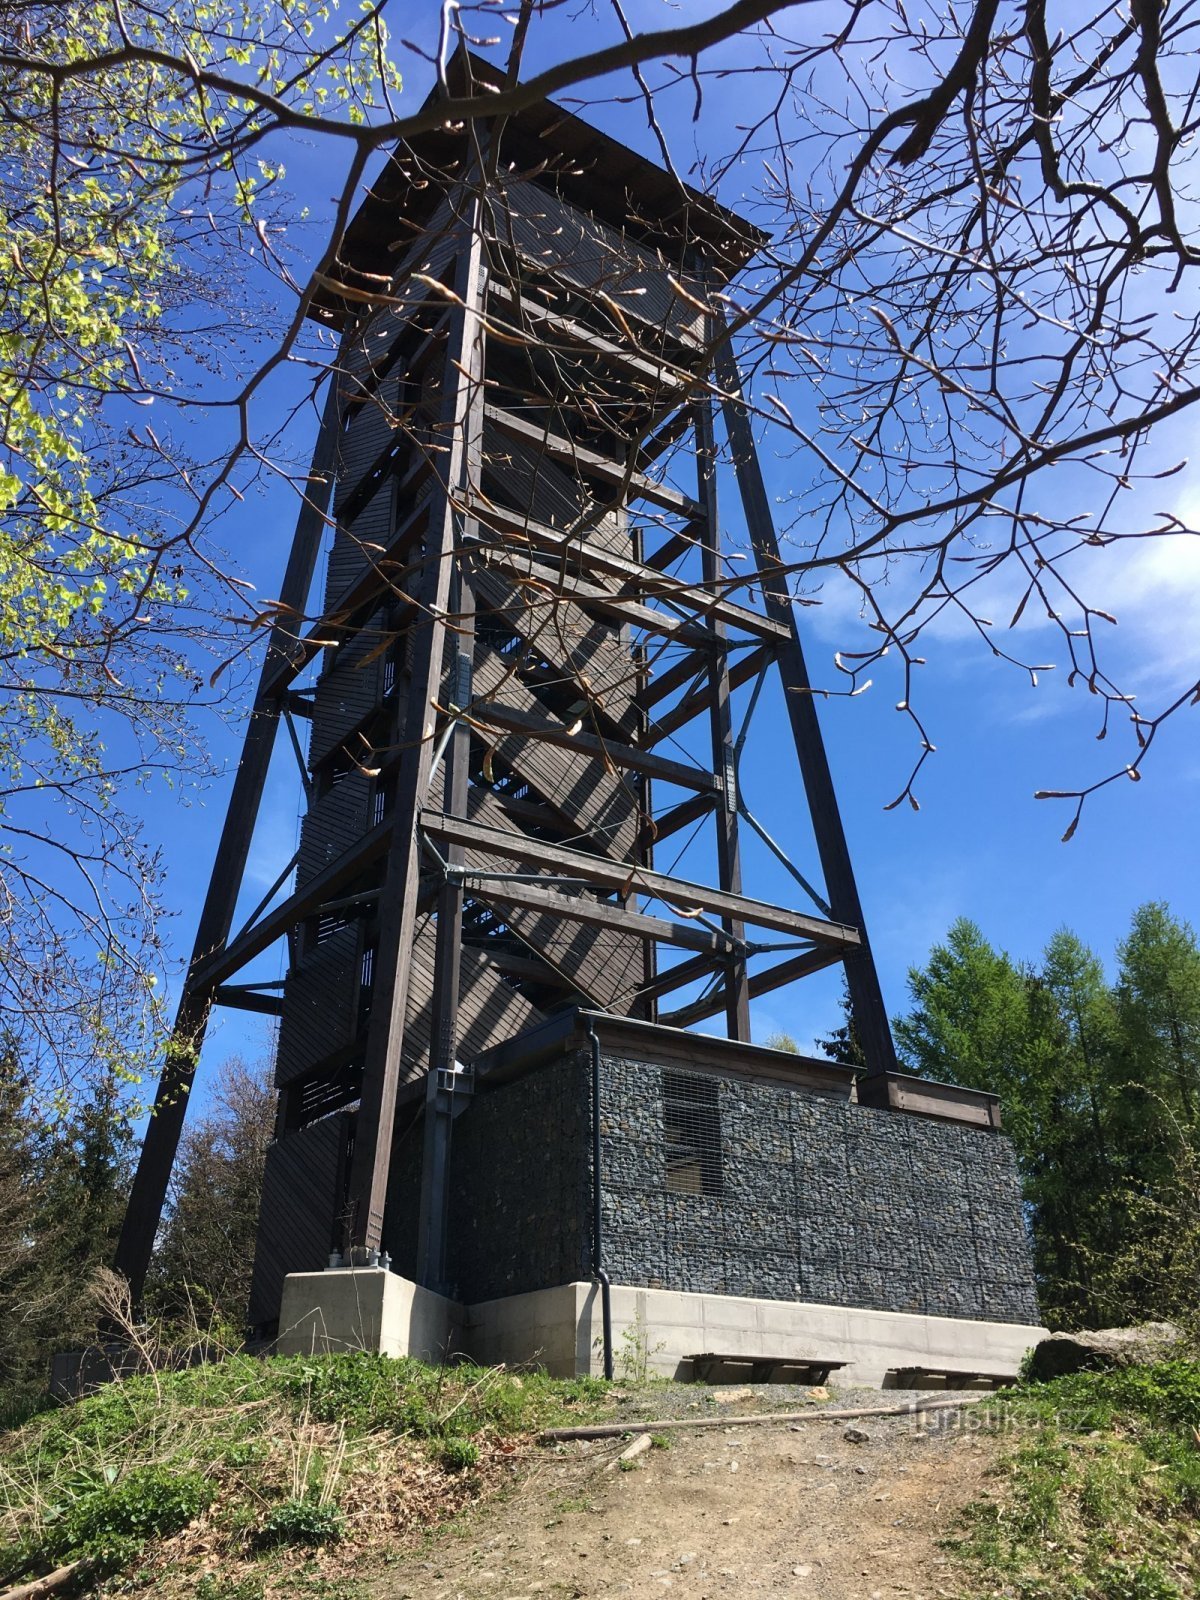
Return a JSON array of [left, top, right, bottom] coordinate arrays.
[[894, 919, 1094, 1321], [897, 908, 1200, 1330], [150, 1057, 275, 1332], [1091, 904, 1200, 1322], [0, 1046, 45, 1405], [815, 978, 868, 1070], [0, 1060, 133, 1411], [1114, 903, 1200, 1125], [893, 918, 1035, 1111], [36, 1070, 133, 1292]]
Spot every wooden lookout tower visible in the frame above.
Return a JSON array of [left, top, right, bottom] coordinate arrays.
[[116, 56, 1043, 1381]]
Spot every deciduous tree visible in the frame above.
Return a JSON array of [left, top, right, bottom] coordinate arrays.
[[6, 0, 1200, 1100]]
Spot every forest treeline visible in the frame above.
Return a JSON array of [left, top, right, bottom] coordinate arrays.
[[1, 900, 1197, 1414], [0, 1057, 273, 1420], [882, 901, 1200, 1332]]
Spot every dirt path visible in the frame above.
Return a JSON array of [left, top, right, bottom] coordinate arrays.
[[378, 1402, 995, 1600]]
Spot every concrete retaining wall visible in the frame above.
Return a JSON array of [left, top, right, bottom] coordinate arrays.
[[574, 1282, 1044, 1386], [274, 1270, 1045, 1386]]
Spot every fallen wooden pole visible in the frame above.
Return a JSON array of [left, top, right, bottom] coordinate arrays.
[[0, 1560, 89, 1600], [541, 1396, 982, 1442]]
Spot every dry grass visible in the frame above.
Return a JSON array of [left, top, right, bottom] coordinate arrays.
[[121, 1420, 531, 1600], [0, 1345, 606, 1598]]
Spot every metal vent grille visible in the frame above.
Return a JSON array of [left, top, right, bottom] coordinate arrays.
[[662, 1070, 723, 1197]]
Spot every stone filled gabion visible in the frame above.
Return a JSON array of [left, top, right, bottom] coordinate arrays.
[[446, 1046, 1039, 1327]]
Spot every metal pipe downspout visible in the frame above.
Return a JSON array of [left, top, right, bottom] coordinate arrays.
[[586, 1018, 614, 1381]]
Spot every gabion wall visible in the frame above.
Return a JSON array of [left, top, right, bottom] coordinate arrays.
[[444, 1046, 1039, 1326], [598, 1052, 1039, 1325]]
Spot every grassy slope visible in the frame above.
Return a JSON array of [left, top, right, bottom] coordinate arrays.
[[953, 1362, 1200, 1600], [5, 1354, 1200, 1600], [0, 1354, 607, 1598]]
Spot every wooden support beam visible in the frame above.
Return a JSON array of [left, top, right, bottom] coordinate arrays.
[[483, 405, 702, 520], [420, 811, 861, 947], [638, 647, 710, 713], [471, 512, 790, 643], [636, 406, 693, 470], [644, 525, 702, 573], [487, 282, 691, 394], [113, 371, 343, 1301], [716, 328, 899, 1077], [647, 645, 772, 744], [418, 561, 476, 1291], [191, 818, 392, 992], [634, 951, 721, 1004], [347, 201, 489, 1255], [212, 986, 285, 1017], [647, 792, 717, 844], [286, 691, 315, 719], [467, 697, 718, 794], [472, 787, 579, 838], [475, 546, 714, 649], [694, 375, 750, 1040], [465, 944, 576, 988], [464, 877, 725, 955], [659, 945, 846, 1030], [260, 495, 432, 700]]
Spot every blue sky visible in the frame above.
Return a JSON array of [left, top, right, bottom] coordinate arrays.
[[140, 9, 1200, 1087]]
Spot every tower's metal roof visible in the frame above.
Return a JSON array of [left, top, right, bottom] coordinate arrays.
[[310, 51, 766, 324]]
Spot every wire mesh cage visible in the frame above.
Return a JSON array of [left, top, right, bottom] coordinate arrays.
[[662, 1069, 724, 1197]]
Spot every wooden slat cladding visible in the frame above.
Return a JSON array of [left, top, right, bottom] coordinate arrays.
[[495, 179, 705, 348], [326, 471, 441, 624], [296, 773, 371, 886], [247, 1113, 348, 1327], [471, 564, 639, 737], [323, 502, 386, 613], [308, 611, 388, 770], [334, 376, 402, 518], [481, 418, 629, 560], [275, 899, 547, 1095], [461, 788, 645, 1011], [471, 640, 640, 860], [397, 914, 545, 1084], [340, 193, 464, 386], [276, 926, 361, 1087]]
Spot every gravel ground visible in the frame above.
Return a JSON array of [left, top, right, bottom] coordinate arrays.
[[375, 1381, 1001, 1600]]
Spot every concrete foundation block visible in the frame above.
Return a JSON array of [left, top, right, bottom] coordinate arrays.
[[276, 1269, 463, 1362], [464, 1283, 587, 1376]]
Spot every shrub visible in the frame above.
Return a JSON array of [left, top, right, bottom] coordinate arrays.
[[58, 1465, 213, 1568], [437, 1437, 479, 1473], [254, 1497, 343, 1549]]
